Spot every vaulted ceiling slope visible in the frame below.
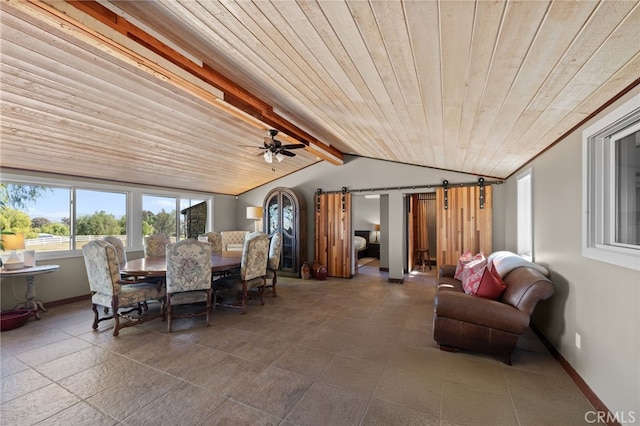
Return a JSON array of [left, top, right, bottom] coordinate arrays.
[[1, 1, 639, 195]]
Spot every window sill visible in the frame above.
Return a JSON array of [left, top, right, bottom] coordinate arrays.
[[582, 245, 640, 271]]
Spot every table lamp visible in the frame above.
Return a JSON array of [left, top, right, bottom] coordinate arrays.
[[246, 206, 264, 232], [373, 224, 380, 243], [3, 233, 25, 270]]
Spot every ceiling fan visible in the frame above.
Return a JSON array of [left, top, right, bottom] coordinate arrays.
[[259, 129, 306, 163]]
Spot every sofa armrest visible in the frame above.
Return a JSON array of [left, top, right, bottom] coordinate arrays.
[[435, 290, 530, 335], [439, 265, 457, 280]]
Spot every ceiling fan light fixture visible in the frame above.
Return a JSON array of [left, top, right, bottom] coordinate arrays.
[[264, 150, 273, 163], [276, 152, 284, 162]]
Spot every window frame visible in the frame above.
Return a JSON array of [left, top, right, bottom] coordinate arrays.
[[582, 92, 640, 271], [1, 172, 214, 261]]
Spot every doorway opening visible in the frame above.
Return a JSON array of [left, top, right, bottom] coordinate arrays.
[[408, 193, 436, 273]]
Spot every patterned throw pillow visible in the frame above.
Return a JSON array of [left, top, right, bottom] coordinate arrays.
[[461, 254, 487, 295], [454, 251, 474, 280], [476, 261, 507, 300]]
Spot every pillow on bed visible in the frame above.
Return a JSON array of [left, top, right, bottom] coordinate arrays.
[[353, 236, 367, 250]]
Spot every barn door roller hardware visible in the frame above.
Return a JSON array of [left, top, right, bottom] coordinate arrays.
[[479, 178, 485, 209], [443, 180, 449, 210], [315, 188, 322, 213], [341, 187, 347, 212]]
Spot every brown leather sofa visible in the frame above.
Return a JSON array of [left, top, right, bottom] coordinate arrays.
[[433, 263, 554, 364]]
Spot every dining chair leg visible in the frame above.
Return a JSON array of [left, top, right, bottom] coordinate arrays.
[[206, 290, 212, 326], [92, 303, 100, 330], [241, 281, 248, 314], [272, 271, 277, 297], [111, 298, 121, 337]]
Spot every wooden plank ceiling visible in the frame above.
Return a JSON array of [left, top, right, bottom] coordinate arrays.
[[1, 0, 639, 195]]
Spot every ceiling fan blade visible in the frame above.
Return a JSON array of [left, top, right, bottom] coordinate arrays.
[[280, 150, 296, 157], [282, 143, 306, 150]]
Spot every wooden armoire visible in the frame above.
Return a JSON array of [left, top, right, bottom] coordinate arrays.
[[263, 187, 307, 277]]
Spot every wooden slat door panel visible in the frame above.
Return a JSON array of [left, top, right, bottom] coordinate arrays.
[[410, 193, 436, 271], [314, 191, 352, 278], [436, 186, 492, 266]]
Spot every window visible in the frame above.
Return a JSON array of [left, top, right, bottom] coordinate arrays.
[[142, 195, 177, 241], [583, 93, 640, 271], [179, 198, 206, 239], [517, 169, 532, 261], [1, 184, 71, 253], [75, 189, 127, 250], [1, 173, 214, 259]]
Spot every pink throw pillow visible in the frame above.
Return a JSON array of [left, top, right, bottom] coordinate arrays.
[[454, 251, 476, 280], [461, 254, 486, 295], [476, 261, 507, 300]]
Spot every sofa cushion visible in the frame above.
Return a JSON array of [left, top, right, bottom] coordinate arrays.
[[461, 255, 486, 294], [438, 275, 464, 292], [454, 251, 473, 280], [476, 262, 506, 300], [488, 251, 549, 277]]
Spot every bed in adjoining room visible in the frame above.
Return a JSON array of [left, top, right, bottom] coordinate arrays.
[[354, 230, 370, 260]]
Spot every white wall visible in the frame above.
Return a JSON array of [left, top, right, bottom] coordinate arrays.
[[504, 86, 640, 420], [238, 155, 498, 279], [213, 194, 246, 232]]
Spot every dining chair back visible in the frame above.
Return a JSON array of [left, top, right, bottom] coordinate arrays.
[[103, 236, 127, 269], [213, 231, 269, 314], [221, 231, 249, 251], [144, 233, 171, 257], [205, 232, 223, 252], [164, 239, 212, 332], [265, 232, 282, 297], [82, 240, 164, 336]]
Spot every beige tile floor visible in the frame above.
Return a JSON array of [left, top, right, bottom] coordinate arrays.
[[1, 261, 594, 425]]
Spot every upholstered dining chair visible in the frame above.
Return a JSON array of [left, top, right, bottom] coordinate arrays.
[[144, 233, 171, 257], [265, 232, 282, 297], [205, 232, 223, 252], [103, 236, 127, 269], [82, 240, 164, 336], [220, 231, 249, 251], [103, 235, 145, 312], [163, 239, 212, 332], [212, 231, 269, 314], [205, 232, 228, 279]]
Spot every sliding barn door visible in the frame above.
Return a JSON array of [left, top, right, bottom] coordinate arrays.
[[436, 185, 492, 266], [315, 191, 352, 278]]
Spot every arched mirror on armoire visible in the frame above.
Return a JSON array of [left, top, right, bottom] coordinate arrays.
[[263, 187, 307, 277]]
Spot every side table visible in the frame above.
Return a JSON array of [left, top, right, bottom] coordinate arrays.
[[0, 265, 60, 319], [367, 242, 380, 259]]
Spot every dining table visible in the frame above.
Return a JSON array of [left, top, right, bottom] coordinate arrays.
[[121, 250, 242, 278]]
